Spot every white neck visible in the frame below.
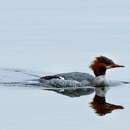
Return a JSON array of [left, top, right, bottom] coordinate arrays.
[[93, 75, 108, 87], [93, 75, 124, 87]]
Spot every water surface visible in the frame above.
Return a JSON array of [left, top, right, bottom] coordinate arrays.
[[0, 0, 130, 130]]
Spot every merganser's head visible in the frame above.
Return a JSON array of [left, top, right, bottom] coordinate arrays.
[[90, 56, 124, 76]]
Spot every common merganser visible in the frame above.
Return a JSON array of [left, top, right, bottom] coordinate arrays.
[[40, 56, 124, 88]]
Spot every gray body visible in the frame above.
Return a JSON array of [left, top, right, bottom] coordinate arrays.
[[40, 72, 94, 88]]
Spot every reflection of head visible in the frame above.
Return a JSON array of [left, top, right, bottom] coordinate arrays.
[[90, 95, 124, 116]]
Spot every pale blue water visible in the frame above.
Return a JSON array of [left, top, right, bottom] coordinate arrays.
[[0, 0, 130, 130]]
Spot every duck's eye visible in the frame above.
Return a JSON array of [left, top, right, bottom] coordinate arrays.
[[99, 66, 106, 73]]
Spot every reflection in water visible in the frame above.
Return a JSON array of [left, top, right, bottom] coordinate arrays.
[[0, 80, 124, 116], [44, 86, 124, 116], [45, 87, 95, 97], [90, 87, 124, 116]]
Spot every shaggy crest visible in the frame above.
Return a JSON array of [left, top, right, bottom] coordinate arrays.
[[90, 56, 115, 70]]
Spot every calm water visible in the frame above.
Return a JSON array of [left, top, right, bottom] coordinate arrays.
[[0, 0, 130, 130]]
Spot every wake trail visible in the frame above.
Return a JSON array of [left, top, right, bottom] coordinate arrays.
[[0, 68, 44, 88], [1, 68, 41, 78]]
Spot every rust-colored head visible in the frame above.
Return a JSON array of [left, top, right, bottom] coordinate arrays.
[[90, 56, 124, 76]]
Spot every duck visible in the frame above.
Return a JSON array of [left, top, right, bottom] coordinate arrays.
[[40, 56, 124, 88]]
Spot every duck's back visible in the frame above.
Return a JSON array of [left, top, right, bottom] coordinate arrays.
[[40, 72, 94, 88], [56, 72, 94, 83]]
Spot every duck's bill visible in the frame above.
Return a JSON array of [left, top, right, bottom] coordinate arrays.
[[107, 64, 125, 69], [112, 64, 125, 68]]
